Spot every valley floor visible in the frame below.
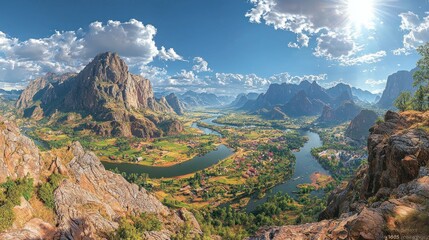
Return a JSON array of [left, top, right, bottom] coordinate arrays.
[[17, 109, 369, 239]]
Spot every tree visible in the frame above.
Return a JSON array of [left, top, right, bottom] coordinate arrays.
[[413, 86, 427, 111], [413, 42, 429, 88], [394, 91, 411, 111]]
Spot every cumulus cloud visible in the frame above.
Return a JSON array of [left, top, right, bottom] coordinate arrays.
[[150, 69, 328, 95], [314, 32, 357, 60], [397, 11, 429, 53], [0, 19, 181, 84], [139, 65, 169, 84], [192, 57, 212, 72], [338, 51, 386, 66], [158, 46, 184, 61], [246, 0, 386, 65]]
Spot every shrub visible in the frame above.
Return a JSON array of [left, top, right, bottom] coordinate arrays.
[[0, 202, 15, 232], [38, 174, 64, 209], [110, 213, 162, 240], [0, 176, 35, 232]]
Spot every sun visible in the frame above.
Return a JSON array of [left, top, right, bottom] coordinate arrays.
[[346, 0, 375, 29]]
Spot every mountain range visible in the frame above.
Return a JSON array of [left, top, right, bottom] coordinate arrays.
[[242, 80, 362, 119], [0, 89, 22, 101], [16, 52, 183, 138]]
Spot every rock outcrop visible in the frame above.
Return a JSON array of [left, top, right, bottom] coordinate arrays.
[[0, 218, 56, 240], [17, 52, 183, 138], [251, 110, 429, 239], [0, 115, 201, 239], [0, 116, 42, 183], [54, 142, 200, 239]]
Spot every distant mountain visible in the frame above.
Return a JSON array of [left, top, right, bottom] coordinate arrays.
[[281, 90, 326, 117], [243, 81, 313, 111], [377, 69, 417, 109], [230, 92, 259, 108], [17, 52, 182, 138], [0, 89, 23, 101], [351, 87, 379, 103], [326, 83, 352, 100], [317, 101, 362, 125], [165, 93, 185, 115], [179, 91, 233, 107], [244, 81, 355, 119]]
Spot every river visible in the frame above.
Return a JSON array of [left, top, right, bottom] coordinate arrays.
[[102, 118, 233, 178], [245, 130, 328, 211], [102, 114, 328, 210]]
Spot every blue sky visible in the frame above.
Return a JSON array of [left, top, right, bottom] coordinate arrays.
[[0, 0, 428, 95]]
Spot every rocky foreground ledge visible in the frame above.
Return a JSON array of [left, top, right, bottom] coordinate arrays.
[[0, 116, 201, 240], [250, 111, 429, 239]]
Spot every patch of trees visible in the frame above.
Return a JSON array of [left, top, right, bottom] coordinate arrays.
[[395, 42, 429, 111]]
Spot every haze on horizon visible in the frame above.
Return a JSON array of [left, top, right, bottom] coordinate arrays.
[[0, 0, 427, 95]]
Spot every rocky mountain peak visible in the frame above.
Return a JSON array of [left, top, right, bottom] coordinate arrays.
[[17, 52, 182, 138], [81, 52, 129, 84]]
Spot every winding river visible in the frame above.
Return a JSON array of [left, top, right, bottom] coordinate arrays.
[[102, 114, 329, 211], [245, 130, 328, 212], [102, 118, 233, 178]]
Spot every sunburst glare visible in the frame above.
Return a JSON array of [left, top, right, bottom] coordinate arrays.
[[346, 0, 376, 30]]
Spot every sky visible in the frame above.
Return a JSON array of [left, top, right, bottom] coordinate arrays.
[[0, 0, 428, 95]]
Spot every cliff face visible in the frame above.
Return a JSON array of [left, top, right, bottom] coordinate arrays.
[[165, 93, 185, 115], [0, 116, 200, 239], [54, 142, 200, 239], [251, 111, 429, 239], [0, 116, 42, 184], [377, 69, 416, 109], [17, 52, 182, 138]]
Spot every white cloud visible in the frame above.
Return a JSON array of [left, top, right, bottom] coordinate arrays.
[[314, 32, 357, 60], [246, 0, 385, 66], [392, 47, 411, 56], [269, 72, 327, 84], [148, 68, 328, 95], [0, 19, 181, 85], [399, 11, 420, 31], [158, 46, 184, 61], [192, 57, 212, 72], [338, 51, 386, 66], [365, 79, 387, 86], [139, 65, 168, 84], [398, 11, 429, 51]]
